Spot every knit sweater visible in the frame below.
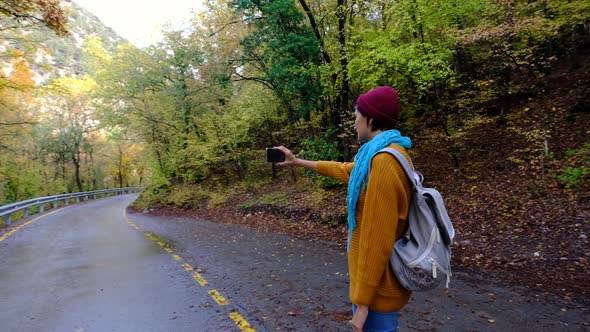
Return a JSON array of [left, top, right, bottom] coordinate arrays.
[[316, 143, 412, 312]]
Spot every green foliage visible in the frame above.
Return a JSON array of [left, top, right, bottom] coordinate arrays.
[[548, 0, 590, 31], [165, 185, 210, 209], [0, 159, 38, 203], [132, 183, 170, 211], [84, 0, 589, 211], [230, 0, 323, 119], [552, 143, 590, 188], [348, 38, 455, 101], [451, 0, 582, 113], [554, 167, 590, 189], [134, 182, 212, 210], [0, 2, 144, 203], [208, 192, 229, 209], [240, 192, 289, 209], [5, 0, 583, 212], [299, 128, 344, 188]]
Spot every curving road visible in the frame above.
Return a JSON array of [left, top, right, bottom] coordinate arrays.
[[1, 194, 587, 331], [0, 194, 238, 332]]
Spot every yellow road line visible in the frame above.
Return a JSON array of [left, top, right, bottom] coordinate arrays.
[[230, 312, 256, 332], [122, 210, 255, 330], [192, 272, 208, 286], [123, 210, 139, 229], [208, 289, 228, 306], [0, 207, 67, 242]]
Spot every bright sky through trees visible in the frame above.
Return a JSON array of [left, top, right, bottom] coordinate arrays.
[[74, 0, 204, 47]]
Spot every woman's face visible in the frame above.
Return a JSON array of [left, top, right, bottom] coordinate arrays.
[[354, 110, 371, 144]]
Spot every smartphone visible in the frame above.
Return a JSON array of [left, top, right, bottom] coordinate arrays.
[[266, 147, 285, 163]]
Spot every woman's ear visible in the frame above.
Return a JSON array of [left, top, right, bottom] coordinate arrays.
[[367, 118, 374, 130]]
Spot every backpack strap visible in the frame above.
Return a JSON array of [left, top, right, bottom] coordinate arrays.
[[374, 147, 416, 241], [378, 147, 421, 187]]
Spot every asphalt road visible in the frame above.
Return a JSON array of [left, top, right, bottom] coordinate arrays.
[[1, 194, 588, 331], [0, 194, 239, 332], [128, 209, 590, 332]]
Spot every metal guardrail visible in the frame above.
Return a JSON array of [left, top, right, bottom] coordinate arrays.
[[0, 187, 143, 226]]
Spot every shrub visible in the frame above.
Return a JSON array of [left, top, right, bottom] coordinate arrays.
[[132, 183, 170, 210], [165, 184, 209, 209], [208, 192, 228, 209], [552, 143, 590, 189]]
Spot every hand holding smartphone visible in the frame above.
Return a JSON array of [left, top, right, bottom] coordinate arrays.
[[266, 147, 286, 163]]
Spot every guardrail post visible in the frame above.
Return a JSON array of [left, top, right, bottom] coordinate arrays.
[[53, 201, 58, 209], [93, 194, 97, 199], [64, 199, 69, 206], [5, 214, 11, 226], [40, 204, 45, 213], [24, 207, 29, 218], [75, 197, 80, 203]]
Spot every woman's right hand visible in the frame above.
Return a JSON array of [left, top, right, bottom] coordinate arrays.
[[274, 146, 297, 166]]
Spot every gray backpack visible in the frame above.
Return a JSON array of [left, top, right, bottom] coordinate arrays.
[[378, 147, 455, 292]]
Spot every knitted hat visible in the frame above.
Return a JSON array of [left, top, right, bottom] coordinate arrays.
[[355, 86, 400, 127]]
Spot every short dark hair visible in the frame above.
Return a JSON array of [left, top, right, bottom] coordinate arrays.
[[354, 104, 397, 131]]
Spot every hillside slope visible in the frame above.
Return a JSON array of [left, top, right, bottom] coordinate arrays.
[[417, 52, 590, 304], [0, 0, 126, 82]]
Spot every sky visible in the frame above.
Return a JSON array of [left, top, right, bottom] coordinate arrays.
[[73, 0, 205, 47]]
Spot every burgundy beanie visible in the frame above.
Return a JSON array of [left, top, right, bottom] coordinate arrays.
[[355, 86, 400, 127]]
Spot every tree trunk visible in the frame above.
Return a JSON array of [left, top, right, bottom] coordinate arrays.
[[298, 0, 351, 160], [72, 152, 82, 192], [118, 145, 124, 189], [336, 0, 351, 160], [298, 0, 332, 65]]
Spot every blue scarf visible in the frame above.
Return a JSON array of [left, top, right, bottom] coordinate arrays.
[[347, 130, 412, 235]]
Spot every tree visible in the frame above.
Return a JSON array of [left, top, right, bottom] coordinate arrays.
[[0, 53, 37, 148], [230, 0, 323, 120], [41, 76, 98, 192], [0, 0, 68, 36]]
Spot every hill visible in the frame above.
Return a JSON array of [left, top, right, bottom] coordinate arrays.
[[0, 0, 126, 83]]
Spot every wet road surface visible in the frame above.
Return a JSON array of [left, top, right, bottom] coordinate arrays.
[[1, 195, 588, 331], [0, 195, 236, 331], [128, 210, 589, 331]]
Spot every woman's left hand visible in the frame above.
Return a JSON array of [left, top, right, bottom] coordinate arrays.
[[349, 305, 368, 332]]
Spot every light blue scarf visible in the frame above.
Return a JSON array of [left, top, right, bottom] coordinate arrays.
[[347, 130, 412, 236]]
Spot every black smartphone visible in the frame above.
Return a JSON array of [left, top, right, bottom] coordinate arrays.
[[266, 147, 285, 163]]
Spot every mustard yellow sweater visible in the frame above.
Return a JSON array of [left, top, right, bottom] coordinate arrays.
[[316, 143, 411, 312]]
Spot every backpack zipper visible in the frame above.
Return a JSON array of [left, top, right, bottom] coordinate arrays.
[[408, 228, 438, 267], [432, 260, 437, 279], [431, 259, 450, 278]]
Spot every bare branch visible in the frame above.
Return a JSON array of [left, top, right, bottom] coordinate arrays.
[[298, 0, 332, 65], [0, 121, 37, 126], [208, 20, 244, 37]]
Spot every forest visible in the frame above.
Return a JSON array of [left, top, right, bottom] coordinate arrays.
[[1, 1, 589, 303]]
